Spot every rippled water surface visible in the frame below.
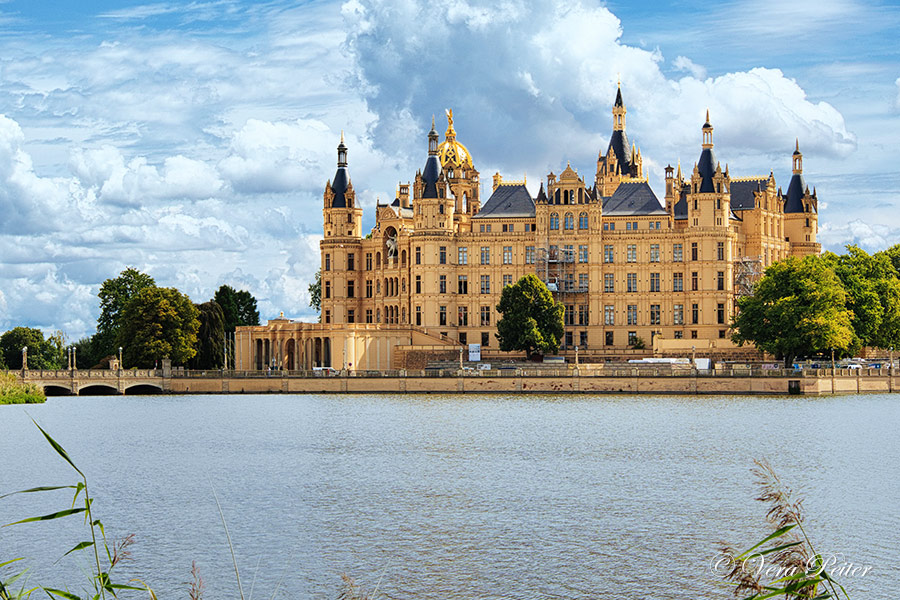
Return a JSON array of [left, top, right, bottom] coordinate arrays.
[[1, 393, 898, 599]]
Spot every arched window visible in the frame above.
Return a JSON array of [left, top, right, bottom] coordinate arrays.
[[578, 188, 583, 203], [376, 308, 381, 323], [401, 250, 407, 267], [563, 190, 570, 205], [564, 212, 574, 230], [579, 212, 588, 229], [376, 252, 381, 267], [550, 213, 560, 230]]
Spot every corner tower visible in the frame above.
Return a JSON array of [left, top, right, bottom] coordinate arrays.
[[438, 109, 480, 218], [323, 133, 363, 238], [414, 117, 453, 231], [783, 140, 820, 255]]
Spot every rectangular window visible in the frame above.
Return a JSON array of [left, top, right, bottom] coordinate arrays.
[[691, 242, 698, 261], [627, 304, 638, 325], [366, 253, 372, 270], [502, 224, 508, 232], [325, 253, 331, 271], [691, 329, 698, 339], [692, 271, 699, 291], [674, 304, 684, 325], [525, 246, 536, 264], [580, 331, 588, 347], [459, 332, 467, 345], [508, 224, 514, 232], [347, 309, 355, 323], [415, 247, 421, 265], [626, 222, 632, 231], [480, 331, 489, 346], [605, 331, 614, 346], [604, 305, 615, 325], [609, 222, 615, 231], [415, 306, 421, 326], [674, 330, 683, 339], [481, 246, 490, 265], [458, 247, 468, 265], [603, 222, 609, 230], [325, 280, 331, 299], [439, 246, 447, 265], [458, 275, 468, 295], [565, 304, 575, 326], [325, 310, 331, 324], [439, 306, 447, 326], [692, 303, 699, 324], [628, 331, 637, 346], [717, 271, 725, 291], [348, 253, 355, 270], [565, 331, 573, 347], [439, 275, 447, 294], [579, 245, 588, 263], [717, 241, 725, 261], [650, 273, 660, 292], [719, 329, 726, 339], [366, 309, 373, 323], [650, 304, 660, 325], [458, 306, 468, 326], [503, 246, 512, 264], [347, 280, 355, 298], [627, 273, 637, 292], [673, 244, 683, 262], [632, 221, 638, 230], [673, 273, 683, 292], [579, 273, 588, 292], [480, 306, 491, 326], [604, 273, 615, 293], [604, 245, 614, 263], [481, 275, 490, 294], [415, 275, 421, 294], [717, 302, 725, 324], [503, 274, 513, 287], [366, 280, 373, 298], [627, 244, 637, 263], [650, 244, 660, 263], [578, 304, 589, 326], [564, 272, 574, 292], [563, 245, 574, 262]]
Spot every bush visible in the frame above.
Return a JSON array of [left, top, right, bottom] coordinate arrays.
[[0, 372, 46, 404]]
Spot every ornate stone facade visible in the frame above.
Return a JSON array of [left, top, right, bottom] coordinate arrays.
[[237, 86, 820, 370]]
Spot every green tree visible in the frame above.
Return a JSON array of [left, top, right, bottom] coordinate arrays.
[[190, 301, 225, 369], [308, 269, 321, 313], [880, 243, 900, 277], [731, 255, 854, 367], [96, 268, 156, 356], [0, 327, 65, 370], [214, 285, 260, 333], [117, 287, 200, 367], [73, 335, 104, 369], [823, 246, 900, 351], [495, 274, 564, 356]]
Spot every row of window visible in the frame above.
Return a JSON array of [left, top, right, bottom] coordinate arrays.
[[325, 240, 730, 272], [603, 271, 727, 293], [477, 223, 535, 233], [603, 303, 727, 326]]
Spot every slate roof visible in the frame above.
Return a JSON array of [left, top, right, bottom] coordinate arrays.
[[784, 173, 811, 213], [421, 155, 441, 199], [607, 130, 633, 173], [603, 181, 666, 216], [730, 178, 767, 211], [673, 187, 688, 220], [697, 147, 717, 193], [614, 86, 624, 108], [330, 166, 349, 208], [473, 184, 535, 218]]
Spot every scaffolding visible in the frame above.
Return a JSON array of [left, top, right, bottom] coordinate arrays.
[[734, 255, 763, 300], [536, 244, 583, 348]]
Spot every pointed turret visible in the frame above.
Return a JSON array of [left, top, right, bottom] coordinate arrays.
[[784, 140, 808, 213], [696, 111, 718, 193], [330, 133, 350, 208], [421, 117, 442, 199]]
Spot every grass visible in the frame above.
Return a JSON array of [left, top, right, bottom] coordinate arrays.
[[0, 373, 45, 404]]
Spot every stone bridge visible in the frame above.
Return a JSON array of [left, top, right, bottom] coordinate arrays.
[[17, 369, 167, 395]]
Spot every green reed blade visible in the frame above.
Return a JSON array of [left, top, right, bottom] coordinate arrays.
[[5, 507, 86, 527], [30, 420, 83, 478], [62, 542, 94, 557], [43, 588, 82, 600], [0, 486, 76, 500]]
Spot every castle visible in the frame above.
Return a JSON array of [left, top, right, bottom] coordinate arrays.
[[235, 85, 820, 370]]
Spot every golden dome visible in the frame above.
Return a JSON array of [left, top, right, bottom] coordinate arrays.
[[437, 109, 474, 170]]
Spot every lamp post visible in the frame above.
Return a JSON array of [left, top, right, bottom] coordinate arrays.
[[119, 347, 123, 372], [831, 347, 835, 372], [72, 346, 76, 371], [22, 346, 27, 371], [67, 347, 72, 371], [574, 345, 579, 366], [691, 345, 696, 367]]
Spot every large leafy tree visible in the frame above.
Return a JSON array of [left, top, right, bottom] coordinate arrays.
[[0, 327, 65, 370], [732, 255, 854, 366], [495, 274, 564, 356], [308, 269, 321, 313], [823, 246, 900, 351], [96, 268, 156, 356], [117, 287, 200, 367], [190, 301, 225, 369], [214, 285, 260, 333]]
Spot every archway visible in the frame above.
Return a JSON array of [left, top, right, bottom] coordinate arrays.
[[78, 384, 118, 396], [44, 385, 73, 396], [124, 384, 163, 395], [285, 339, 296, 371]]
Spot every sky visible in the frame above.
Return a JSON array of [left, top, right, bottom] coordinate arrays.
[[0, 0, 899, 340]]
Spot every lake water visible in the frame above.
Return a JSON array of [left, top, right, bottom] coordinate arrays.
[[1, 393, 898, 599]]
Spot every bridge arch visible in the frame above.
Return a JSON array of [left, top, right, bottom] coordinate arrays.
[[124, 383, 163, 395], [78, 384, 118, 396], [44, 384, 74, 396]]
